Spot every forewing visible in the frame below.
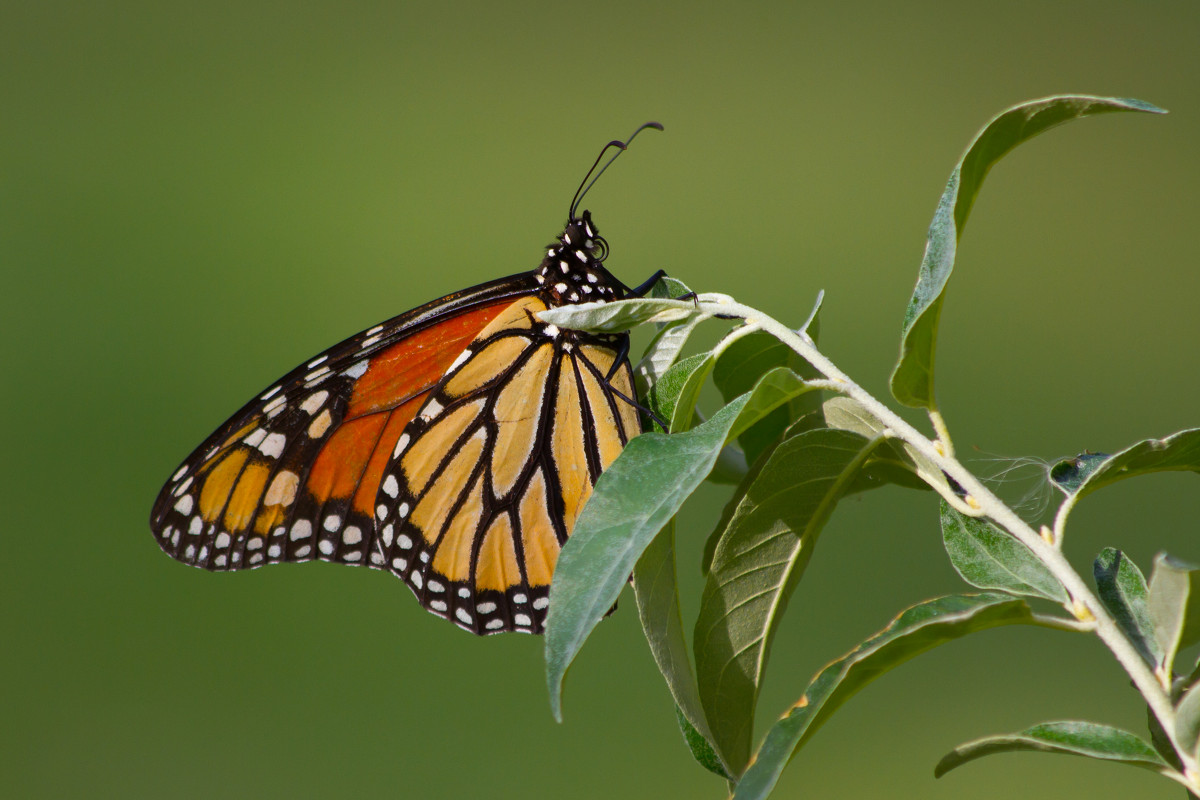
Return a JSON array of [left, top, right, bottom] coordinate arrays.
[[149, 274, 539, 573]]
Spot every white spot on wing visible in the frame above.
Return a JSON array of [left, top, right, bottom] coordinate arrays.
[[318, 539, 334, 555], [261, 385, 281, 401], [188, 517, 202, 535], [448, 348, 473, 373], [243, 428, 268, 447], [215, 532, 230, 549], [173, 494, 193, 515], [455, 608, 473, 624], [420, 399, 443, 420], [393, 434, 410, 458], [382, 474, 399, 498], [397, 533, 413, 550], [290, 520, 312, 541], [323, 515, 341, 532], [342, 360, 369, 379], [307, 409, 333, 438], [307, 355, 328, 369], [533, 597, 549, 610], [171, 465, 188, 481], [342, 526, 362, 545], [300, 390, 329, 414], [514, 613, 532, 626], [476, 601, 497, 614], [259, 432, 287, 458]]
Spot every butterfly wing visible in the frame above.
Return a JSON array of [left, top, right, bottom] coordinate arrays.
[[372, 295, 642, 634], [149, 273, 540, 573]]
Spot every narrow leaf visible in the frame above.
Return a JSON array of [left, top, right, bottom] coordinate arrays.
[[1050, 429, 1200, 499], [635, 277, 703, 391], [941, 500, 1068, 602], [675, 706, 732, 779], [823, 396, 952, 496], [1050, 430, 1200, 539], [545, 372, 818, 720], [1148, 553, 1200, 677], [695, 428, 886, 771], [934, 721, 1170, 778], [540, 295, 712, 333], [645, 352, 714, 430], [734, 594, 1049, 798], [890, 95, 1164, 410], [632, 520, 724, 772], [1176, 684, 1200, 763], [713, 328, 822, 466], [1093, 548, 1160, 666]]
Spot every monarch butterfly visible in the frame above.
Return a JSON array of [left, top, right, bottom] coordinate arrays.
[[149, 123, 665, 635]]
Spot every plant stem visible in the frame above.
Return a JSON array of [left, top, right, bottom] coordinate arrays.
[[703, 297, 1195, 777]]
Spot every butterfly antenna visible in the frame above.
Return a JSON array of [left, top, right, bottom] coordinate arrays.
[[569, 121, 664, 218]]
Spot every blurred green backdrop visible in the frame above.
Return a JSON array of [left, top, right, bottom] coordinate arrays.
[[5, 2, 1199, 798]]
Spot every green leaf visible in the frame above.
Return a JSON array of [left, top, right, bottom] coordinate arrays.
[[539, 295, 709, 333], [713, 328, 823, 467], [940, 500, 1068, 602], [1050, 430, 1200, 540], [1176, 683, 1200, 763], [1047, 452, 1111, 494], [889, 95, 1165, 410], [734, 594, 1050, 797], [632, 520, 725, 773], [1148, 553, 1200, 677], [1093, 548, 1160, 667], [635, 277, 703, 392], [934, 721, 1170, 778], [675, 705, 732, 779], [1050, 430, 1200, 499], [545, 370, 818, 721], [822, 396, 952, 496], [645, 352, 714, 431], [695, 428, 886, 771]]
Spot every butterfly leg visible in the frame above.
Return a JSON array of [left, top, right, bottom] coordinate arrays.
[[603, 335, 669, 433]]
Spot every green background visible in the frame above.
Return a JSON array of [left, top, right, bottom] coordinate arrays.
[[5, 2, 1199, 798]]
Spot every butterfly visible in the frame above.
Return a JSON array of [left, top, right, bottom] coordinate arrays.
[[149, 123, 665, 635]]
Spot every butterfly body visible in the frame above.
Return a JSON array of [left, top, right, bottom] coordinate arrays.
[[150, 209, 642, 635]]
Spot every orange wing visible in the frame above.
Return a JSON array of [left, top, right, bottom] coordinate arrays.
[[151, 209, 650, 635], [149, 274, 537, 572]]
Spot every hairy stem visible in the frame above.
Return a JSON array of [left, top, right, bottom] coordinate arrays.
[[701, 297, 1194, 778]]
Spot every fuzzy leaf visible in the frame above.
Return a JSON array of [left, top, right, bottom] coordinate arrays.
[[1050, 430, 1200, 499], [934, 721, 1170, 778], [713, 328, 822, 466], [890, 95, 1164, 410], [695, 428, 886, 771], [941, 501, 1067, 602], [540, 295, 712, 333], [635, 277, 703, 391], [1093, 548, 1160, 666], [1148, 553, 1200, 677], [545, 371, 818, 720], [734, 595, 1049, 798], [632, 521, 724, 773]]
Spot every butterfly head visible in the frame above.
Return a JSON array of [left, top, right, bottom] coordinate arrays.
[[535, 210, 622, 306]]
